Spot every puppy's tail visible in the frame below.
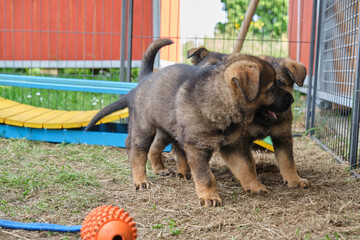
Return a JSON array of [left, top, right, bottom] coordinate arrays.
[[85, 97, 128, 131], [138, 38, 174, 79]]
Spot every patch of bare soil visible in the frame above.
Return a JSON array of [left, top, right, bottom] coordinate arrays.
[[1, 136, 359, 240]]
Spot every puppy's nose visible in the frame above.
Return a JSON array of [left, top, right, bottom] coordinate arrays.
[[288, 94, 294, 104]]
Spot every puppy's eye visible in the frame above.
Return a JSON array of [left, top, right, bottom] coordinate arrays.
[[277, 80, 285, 87], [267, 84, 276, 93]]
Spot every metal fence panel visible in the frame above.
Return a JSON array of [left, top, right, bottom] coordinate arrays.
[[309, 0, 360, 169]]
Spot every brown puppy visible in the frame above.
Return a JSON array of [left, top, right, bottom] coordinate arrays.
[[124, 52, 293, 206], [251, 55, 309, 188], [186, 47, 309, 188]]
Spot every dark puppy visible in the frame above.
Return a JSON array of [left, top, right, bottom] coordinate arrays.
[[185, 47, 309, 188]]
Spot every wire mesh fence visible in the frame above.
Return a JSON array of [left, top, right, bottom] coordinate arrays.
[[307, 0, 360, 170]]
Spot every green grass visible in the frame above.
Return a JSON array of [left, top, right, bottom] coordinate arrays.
[[0, 138, 130, 218], [151, 218, 182, 236], [0, 137, 359, 239]]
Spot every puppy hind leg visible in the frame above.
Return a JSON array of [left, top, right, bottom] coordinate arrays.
[[184, 144, 222, 207], [173, 143, 191, 180], [129, 127, 155, 190], [148, 129, 174, 176], [130, 148, 151, 190]]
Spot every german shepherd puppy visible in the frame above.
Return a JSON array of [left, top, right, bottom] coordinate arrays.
[[184, 47, 309, 188], [87, 39, 294, 206]]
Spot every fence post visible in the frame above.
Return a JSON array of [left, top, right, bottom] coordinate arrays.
[[153, 0, 161, 69], [120, 0, 128, 82], [349, 27, 360, 169], [308, 0, 324, 132], [305, 0, 319, 131], [126, 0, 134, 82]]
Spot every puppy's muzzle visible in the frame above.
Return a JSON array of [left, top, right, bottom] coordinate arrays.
[[270, 90, 294, 113]]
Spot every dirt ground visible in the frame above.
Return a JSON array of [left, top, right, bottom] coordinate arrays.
[[0, 136, 359, 240]]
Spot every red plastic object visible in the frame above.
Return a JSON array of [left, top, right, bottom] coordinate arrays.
[[81, 205, 137, 240]]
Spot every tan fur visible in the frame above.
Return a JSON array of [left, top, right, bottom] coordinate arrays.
[[276, 149, 309, 188], [148, 129, 172, 176], [187, 46, 209, 65], [220, 143, 271, 194], [224, 61, 260, 102], [184, 143, 221, 207], [173, 143, 191, 179], [130, 149, 151, 189], [283, 59, 307, 87]]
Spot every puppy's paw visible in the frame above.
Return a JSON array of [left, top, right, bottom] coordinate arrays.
[[285, 177, 310, 188], [134, 181, 153, 190], [244, 184, 271, 195], [199, 197, 222, 207], [156, 168, 175, 177], [177, 172, 191, 181]]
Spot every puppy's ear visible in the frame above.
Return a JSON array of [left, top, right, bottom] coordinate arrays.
[[187, 47, 209, 65], [284, 59, 307, 87], [226, 61, 260, 102]]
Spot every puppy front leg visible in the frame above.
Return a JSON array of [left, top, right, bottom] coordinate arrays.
[[220, 144, 271, 194], [272, 135, 309, 188], [183, 144, 221, 207]]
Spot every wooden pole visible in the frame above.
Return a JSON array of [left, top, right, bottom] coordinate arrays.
[[233, 0, 260, 53]]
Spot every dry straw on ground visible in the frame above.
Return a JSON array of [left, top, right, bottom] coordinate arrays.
[[0, 136, 359, 239]]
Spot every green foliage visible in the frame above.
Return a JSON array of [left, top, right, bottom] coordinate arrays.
[[216, 0, 288, 37], [151, 219, 182, 236]]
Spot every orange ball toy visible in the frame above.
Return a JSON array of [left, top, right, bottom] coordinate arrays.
[[81, 205, 137, 240]]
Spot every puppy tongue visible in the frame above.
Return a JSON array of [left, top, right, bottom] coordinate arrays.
[[267, 111, 277, 120]]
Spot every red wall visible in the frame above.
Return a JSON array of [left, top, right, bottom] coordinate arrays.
[[288, 0, 313, 71], [0, 0, 153, 61]]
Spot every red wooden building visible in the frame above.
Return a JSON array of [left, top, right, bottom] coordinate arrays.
[[0, 0, 180, 68]]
